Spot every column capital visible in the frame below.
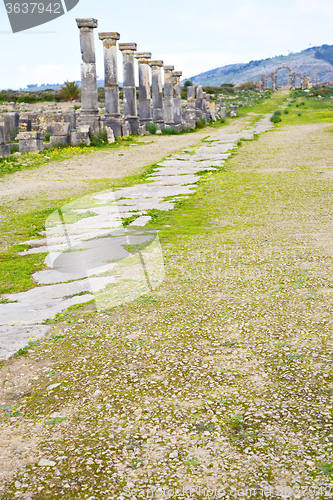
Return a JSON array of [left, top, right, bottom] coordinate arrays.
[[76, 18, 98, 29], [119, 43, 137, 52], [98, 32, 120, 41], [164, 65, 174, 72], [135, 52, 152, 60], [149, 60, 163, 67], [172, 71, 182, 77]]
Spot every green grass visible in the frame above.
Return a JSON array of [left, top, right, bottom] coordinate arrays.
[[0, 244, 47, 295]]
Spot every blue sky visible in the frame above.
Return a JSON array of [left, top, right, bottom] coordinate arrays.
[[0, 0, 333, 89]]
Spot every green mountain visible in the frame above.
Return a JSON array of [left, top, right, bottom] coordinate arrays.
[[188, 45, 333, 87]]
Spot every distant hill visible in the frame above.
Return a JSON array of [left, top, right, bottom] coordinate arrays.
[[187, 44, 333, 87]]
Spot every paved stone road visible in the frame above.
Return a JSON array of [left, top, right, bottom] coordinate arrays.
[[0, 116, 273, 360]]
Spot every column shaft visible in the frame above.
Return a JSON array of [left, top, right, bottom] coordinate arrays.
[[76, 18, 100, 133], [119, 43, 139, 134], [149, 60, 164, 125], [172, 70, 182, 125], [135, 52, 152, 125], [163, 65, 174, 125], [99, 32, 122, 137]]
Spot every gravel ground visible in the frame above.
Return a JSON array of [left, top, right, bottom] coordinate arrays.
[[1, 118, 333, 499]]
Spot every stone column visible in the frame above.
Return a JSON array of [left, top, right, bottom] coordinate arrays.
[[205, 93, 211, 120], [272, 74, 277, 91], [149, 60, 164, 125], [76, 18, 100, 133], [202, 92, 207, 119], [195, 85, 204, 119], [135, 52, 152, 125], [184, 85, 196, 128], [119, 43, 139, 134], [172, 71, 182, 125], [98, 32, 122, 137], [163, 65, 174, 126]]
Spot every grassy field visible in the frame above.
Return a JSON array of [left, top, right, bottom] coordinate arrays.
[[1, 90, 333, 497]]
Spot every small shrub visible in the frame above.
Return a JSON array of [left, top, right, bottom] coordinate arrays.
[[195, 117, 206, 129], [90, 127, 108, 147], [297, 112, 302, 116], [273, 110, 281, 116], [270, 114, 281, 123], [74, 104, 81, 110], [10, 144, 19, 154], [161, 127, 179, 135], [12, 127, 18, 139], [44, 133, 51, 142], [284, 109, 289, 114], [146, 122, 158, 135]]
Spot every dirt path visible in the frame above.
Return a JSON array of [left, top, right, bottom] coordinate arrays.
[[0, 117, 254, 209]]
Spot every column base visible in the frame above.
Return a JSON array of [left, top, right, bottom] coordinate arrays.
[[126, 116, 139, 135], [77, 110, 101, 134], [104, 115, 122, 138]]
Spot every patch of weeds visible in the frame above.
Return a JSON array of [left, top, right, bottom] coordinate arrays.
[[3, 404, 23, 418], [44, 133, 51, 142], [191, 422, 216, 433], [222, 340, 241, 348], [184, 458, 199, 466], [136, 294, 158, 304], [121, 213, 140, 227], [51, 141, 71, 150], [0, 244, 47, 295], [49, 334, 65, 344], [91, 128, 108, 147], [318, 463, 333, 475], [161, 127, 180, 135], [45, 416, 67, 426], [146, 123, 158, 135], [195, 118, 206, 129], [10, 144, 19, 154]]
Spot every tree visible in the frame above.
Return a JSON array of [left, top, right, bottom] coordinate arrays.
[[184, 80, 193, 87], [59, 81, 80, 101]]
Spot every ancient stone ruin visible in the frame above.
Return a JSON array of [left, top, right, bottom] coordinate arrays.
[[260, 65, 311, 91], [0, 16, 229, 158]]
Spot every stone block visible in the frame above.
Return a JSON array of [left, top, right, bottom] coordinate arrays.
[[0, 124, 5, 144], [122, 121, 131, 137], [17, 131, 44, 154], [77, 125, 91, 145], [105, 126, 115, 143], [70, 131, 78, 147], [19, 118, 32, 132], [50, 135, 69, 146], [3, 113, 19, 141], [138, 124, 146, 136], [63, 112, 76, 130], [220, 106, 227, 118], [230, 105, 238, 118], [50, 123, 70, 136], [0, 144, 10, 157]]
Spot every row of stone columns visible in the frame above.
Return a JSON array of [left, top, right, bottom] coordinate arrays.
[[76, 18, 189, 137]]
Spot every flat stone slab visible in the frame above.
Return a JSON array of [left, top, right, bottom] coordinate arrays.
[[0, 325, 51, 360]]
